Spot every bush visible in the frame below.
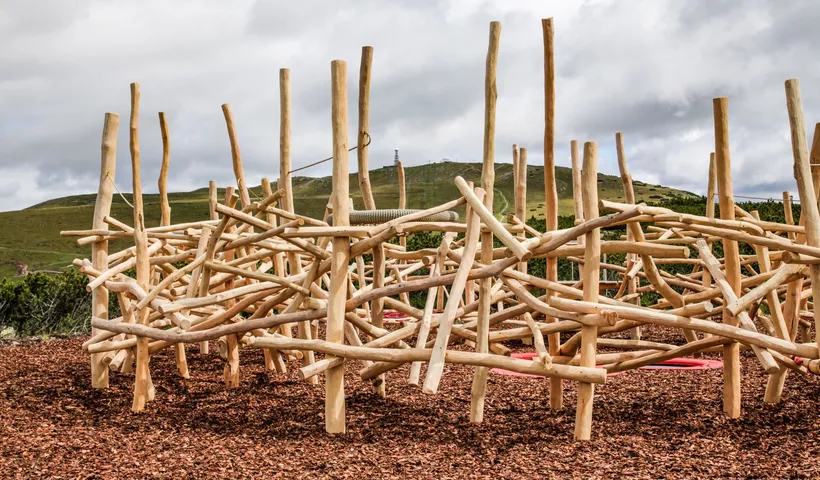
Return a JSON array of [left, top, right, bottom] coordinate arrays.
[[0, 269, 118, 337]]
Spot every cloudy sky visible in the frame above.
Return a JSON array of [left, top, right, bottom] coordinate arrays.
[[1, 0, 819, 211]]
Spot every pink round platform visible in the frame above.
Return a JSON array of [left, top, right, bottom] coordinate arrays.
[[640, 358, 723, 370], [490, 353, 722, 378]]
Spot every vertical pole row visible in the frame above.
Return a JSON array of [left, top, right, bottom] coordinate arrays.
[[712, 96, 741, 418], [90, 112, 119, 389], [574, 141, 599, 440], [358, 46, 376, 210], [326, 59, 350, 434], [543, 18, 562, 411], [470, 20, 501, 423]]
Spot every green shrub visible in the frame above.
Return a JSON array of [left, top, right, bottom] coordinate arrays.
[[0, 269, 118, 337]]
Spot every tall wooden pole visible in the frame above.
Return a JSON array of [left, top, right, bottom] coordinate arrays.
[[158, 112, 171, 226], [512, 144, 520, 219], [574, 141, 599, 440], [326, 59, 350, 434], [221, 186, 240, 388], [701, 153, 717, 314], [358, 46, 376, 210], [280, 68, 295, 216], [571, 139, 583, 223], [471, 20, 501, 423], [158, 111, 188, 378], [753, 209, 790, 404], [90, 112, 119, 389], [130, 82, 153, 412], [516, 147, 527, 274], [785, 79, 820, 347], [615, 132, 640, 340], [543, 17, 562, 411], [199, 180, 220, 355], [810, 123, 820, 196], [279, 68, 316, 376], [705, 153, 717, 219], [713, 96, 741, 418], [397, 160, 406, 209], [396, 159, 409, 303], [221, 104, 250, 208]]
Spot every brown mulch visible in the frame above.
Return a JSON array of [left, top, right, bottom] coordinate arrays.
[[1, 328, 819, 479]]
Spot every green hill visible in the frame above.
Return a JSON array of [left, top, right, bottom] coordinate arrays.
[[0, 161, 696, 278]]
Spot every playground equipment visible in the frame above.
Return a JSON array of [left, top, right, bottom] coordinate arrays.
[[65, 18, 820, 440]]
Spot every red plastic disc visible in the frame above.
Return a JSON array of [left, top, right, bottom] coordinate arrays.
[[639, 358, 723, 370]]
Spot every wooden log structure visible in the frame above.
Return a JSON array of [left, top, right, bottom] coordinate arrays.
[[62, 18, 820, 441]]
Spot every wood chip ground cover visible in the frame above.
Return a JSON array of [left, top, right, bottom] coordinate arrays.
[[0, 327, 818, 479]]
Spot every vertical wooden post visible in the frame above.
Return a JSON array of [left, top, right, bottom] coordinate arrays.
[[750, 209, 789, 403], [701, 153, 717, 322], [810, 123, 820, 195], [130, 82, 153, 412], [615, 132, 640, 340], [358, 46, 377, 210], [570, 140, 583, 223], [713, 96, 741, 418], [471, 20, 500, 424], [157, 111, 188, 378], [706, 153, 717, 219], [280, 68, 316, 377], [512, 144, 519, 221], [326, 59, 350, 434], [465, 180, 476, 306], [279, 68, 295, 217], [397, 161, 406, 209], [221, 186, 241, 388], [158, 112, 171, 226], [543, 18, 562, 411], [261, 177, 289, 335], [782, 191, 796, 241], [208, 180, 218, 222], [396, 159, 409, 304], [221, 104, 251, 208], [574, 141, 599, 440], [785, 79, 820, 347], [515, 147, 528, 273], [90, 112, 119, 389], [197, 180, 220, 355], [371, 242, 386, 394]]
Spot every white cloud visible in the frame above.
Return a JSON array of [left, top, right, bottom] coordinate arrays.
[[0, 0, 819, 211]]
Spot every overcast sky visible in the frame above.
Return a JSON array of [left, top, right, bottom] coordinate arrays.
[[1, 0, 819, 211]]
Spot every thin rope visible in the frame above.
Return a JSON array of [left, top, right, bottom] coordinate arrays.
[[287, 132, 371, 176], [711, 193, 786, 202], [104, 172, 135, 209]]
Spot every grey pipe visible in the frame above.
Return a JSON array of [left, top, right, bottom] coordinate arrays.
[[327, 209, 459, 226]]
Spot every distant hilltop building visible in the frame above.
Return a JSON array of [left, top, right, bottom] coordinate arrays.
[[383, 149, 401, 169]]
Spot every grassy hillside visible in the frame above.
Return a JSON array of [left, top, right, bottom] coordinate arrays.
[[0, 161, 695, 278]]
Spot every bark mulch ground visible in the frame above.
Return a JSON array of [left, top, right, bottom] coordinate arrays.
[[1, 329, 819, 479]]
